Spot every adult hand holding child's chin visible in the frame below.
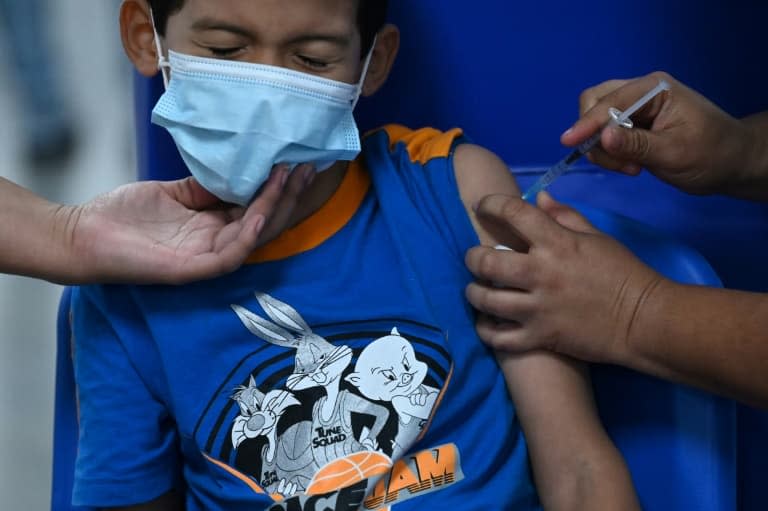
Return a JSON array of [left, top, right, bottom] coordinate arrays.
[[64, 162, 314, 285]]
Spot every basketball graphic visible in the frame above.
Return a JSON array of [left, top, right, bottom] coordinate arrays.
[[306, 451, 392, 495]]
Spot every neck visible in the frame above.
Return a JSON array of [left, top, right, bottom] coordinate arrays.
[[286, 161, 349, 230]]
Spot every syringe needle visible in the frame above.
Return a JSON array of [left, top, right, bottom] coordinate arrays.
[[521, 131, 602, 201], [521, 80, 671, 202]]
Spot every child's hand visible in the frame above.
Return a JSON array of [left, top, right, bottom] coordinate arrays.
[[64, 163, 314, 285]]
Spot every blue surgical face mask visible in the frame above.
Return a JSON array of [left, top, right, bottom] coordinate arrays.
[[150, 28, 374, 206]]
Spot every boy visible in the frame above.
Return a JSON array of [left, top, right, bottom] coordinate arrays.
[[71, 1, 640, 509]]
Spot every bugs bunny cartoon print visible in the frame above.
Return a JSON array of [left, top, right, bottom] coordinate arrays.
[[230, 293, 391, 495]]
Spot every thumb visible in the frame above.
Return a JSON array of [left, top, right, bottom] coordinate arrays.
[[601, 125, 670, 170], [162, 177, 225, 210], [474, 194, 564, 247], [537, 192, 599, 234]]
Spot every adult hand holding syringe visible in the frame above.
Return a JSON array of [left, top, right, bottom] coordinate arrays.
[[558, 72, 768, 199], [522, 79, 671, 201]]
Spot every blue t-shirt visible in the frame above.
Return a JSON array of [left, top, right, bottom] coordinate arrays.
[[71, 125, 540, 510]]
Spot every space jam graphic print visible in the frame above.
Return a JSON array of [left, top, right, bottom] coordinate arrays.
[[193, 292, 460, 508]]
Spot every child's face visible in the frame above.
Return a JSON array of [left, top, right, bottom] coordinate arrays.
[[122, 0, 398, 207], [162, 0, 366, 84]]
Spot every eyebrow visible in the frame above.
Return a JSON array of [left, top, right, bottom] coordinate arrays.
[[191, 18, 254, 39], [190, 17, 352, 48], [283, 33, 352, 49]]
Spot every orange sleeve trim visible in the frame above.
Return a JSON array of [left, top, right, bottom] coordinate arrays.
[[203, 454, 267, 496], [377, 124, 464, 165], [246, 160, 371, 264]]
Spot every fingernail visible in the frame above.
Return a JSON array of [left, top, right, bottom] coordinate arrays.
[[304, 165, 317, 187], [280, 168, 290, 188], [271, 163, 287, 176], [561, 127, 574, 138], [253, 214, 266, 234], [602, 125, 624, 151]]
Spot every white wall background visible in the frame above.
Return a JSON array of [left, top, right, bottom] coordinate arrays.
[[0, 1, 135, 508]]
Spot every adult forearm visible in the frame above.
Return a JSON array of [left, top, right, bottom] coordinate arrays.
[[621, 279, 768, 408], [743, 112, 768, 196], [723, 112, 768, 200], [0, 177, 81, 283]]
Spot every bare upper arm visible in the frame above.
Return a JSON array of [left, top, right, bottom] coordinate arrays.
[[453, 143, 623, 498], [452, 144, 527, 251], [452, 143, 601, 425]]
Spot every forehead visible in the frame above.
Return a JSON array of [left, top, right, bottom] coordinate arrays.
[[174, 0, 358, 35]]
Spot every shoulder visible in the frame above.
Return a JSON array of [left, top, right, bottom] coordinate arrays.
[[452, 143, 519, 211], [363, 124, 466, 165], [363, 124, 517, 198], [360, 125, 485, 257], [362, 125, 521, 246], [452, 144, 522, 247]]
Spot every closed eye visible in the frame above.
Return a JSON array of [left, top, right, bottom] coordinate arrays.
[[207, 46, 244, 58], [298, 55, 330, 70]]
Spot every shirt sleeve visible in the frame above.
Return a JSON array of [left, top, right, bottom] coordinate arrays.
[[70, 285, 181, 507], [364, 125, 480, 262]]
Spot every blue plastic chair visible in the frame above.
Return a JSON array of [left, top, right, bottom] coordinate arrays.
[[52, 287, 91, 511], [569, 202, 736, 510]]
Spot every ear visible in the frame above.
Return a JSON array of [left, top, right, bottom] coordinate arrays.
[[231, 304, 296, 348], [255, 292, 312, 334], [120, 0, 161, 77], [361, 24, 400, 97]]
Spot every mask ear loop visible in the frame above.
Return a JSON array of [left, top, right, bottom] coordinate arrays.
[[149, 8, 171, 89], [352, 35, 377, 109]]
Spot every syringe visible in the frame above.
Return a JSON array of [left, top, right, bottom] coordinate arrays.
[[521, 80, 671, 201]]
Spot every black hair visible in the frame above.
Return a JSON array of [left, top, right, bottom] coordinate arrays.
[[147, 0, 388, 56]]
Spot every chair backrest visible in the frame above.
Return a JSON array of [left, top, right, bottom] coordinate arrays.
[[568, 202, 736, 511], [355, 0, 768, 301], [51, 287, 94, 511]]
